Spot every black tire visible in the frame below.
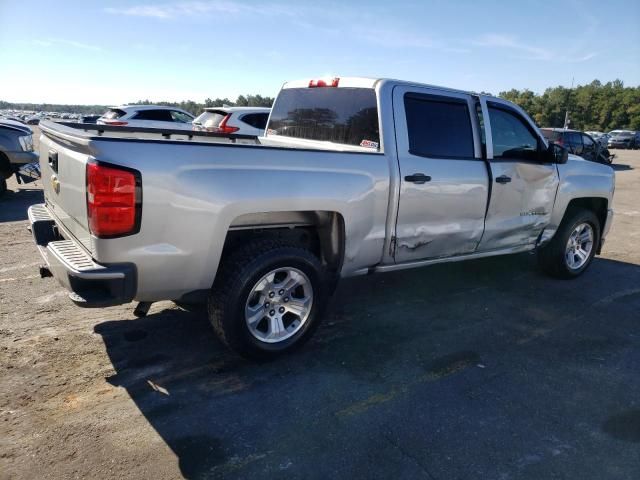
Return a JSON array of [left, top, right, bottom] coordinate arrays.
[[0, 177, 7, 198], [537, 208, 600, 279], [208, 239, 329, 360]]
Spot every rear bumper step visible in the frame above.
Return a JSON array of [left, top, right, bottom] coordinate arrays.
[[28, 204, 136, 307]]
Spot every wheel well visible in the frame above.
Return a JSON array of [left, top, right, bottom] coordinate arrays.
[[222, 211, 346, 274], [566, 197, 608, 235]]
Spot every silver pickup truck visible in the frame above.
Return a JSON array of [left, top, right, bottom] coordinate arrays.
[[29, 77, 614, 358]]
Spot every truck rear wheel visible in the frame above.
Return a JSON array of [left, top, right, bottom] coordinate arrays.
[[208, 239, 329, 359], [537, 208, 600, 279]]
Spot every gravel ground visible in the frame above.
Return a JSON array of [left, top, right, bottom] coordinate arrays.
[[1, 147, 639, 480]]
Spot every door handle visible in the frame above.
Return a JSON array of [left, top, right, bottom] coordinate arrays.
[[495, 175, 511, 184], [404, 173, 431, 184]]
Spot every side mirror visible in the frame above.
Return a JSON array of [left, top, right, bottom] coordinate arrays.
[[542, 142, 568, 164]]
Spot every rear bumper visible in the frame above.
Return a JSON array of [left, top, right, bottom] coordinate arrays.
[[28, 204, 137, 307]]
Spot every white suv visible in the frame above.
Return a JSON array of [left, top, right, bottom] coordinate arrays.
[[97, 105, 195, 130], [192, 107, 270, 136]]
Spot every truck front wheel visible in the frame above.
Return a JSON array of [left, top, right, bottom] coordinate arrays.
[[537, 208, 600, 279], [208, 239, 329, 359]]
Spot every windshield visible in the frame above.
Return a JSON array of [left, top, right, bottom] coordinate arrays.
[[267, 87, 380, 149]]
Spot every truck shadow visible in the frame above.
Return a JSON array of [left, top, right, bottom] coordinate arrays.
[[611, 163, 633, 171], [94, 254, 640, 479], [0, 183, 43, 223]]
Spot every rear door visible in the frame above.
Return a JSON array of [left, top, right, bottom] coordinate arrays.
[[392, 85, 489, 262], [477, 98, 559, 251]]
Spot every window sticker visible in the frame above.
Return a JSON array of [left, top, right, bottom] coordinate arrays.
[[360, 139, 379, 149]]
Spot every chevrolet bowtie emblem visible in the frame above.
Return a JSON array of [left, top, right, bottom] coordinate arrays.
[[51, 174, 60, 194]]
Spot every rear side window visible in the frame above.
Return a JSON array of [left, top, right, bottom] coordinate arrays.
[[404, 93, 474, 159], [132, 109, 173, 121], [268, 87, 379, 148], [101, 109, 126, 120], [241, 113, 269, 129], [193, 110, 227, 129]]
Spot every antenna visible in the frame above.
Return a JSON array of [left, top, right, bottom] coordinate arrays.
[[563, 77, 574, 129]]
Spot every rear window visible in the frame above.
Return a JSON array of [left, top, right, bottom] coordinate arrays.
[[267, 87, 380, 148], [101, 109, 126, 120], [540, 129, 562, 142], [132, 109, 173, 122], [404, 93, 474, 159], [193, 110, 227, 130]]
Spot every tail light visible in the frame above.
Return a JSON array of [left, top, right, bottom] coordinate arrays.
[[104, 120, 128, 126], [556, 136, 564, 146], [86, 162, 141, 238], [309, 77, 340, 88], [216, 114, 239, 134]]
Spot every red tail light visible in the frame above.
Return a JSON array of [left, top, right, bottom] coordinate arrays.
[[556, 136, 564, 146], [309, 77, 340, 88], [104, 120, 128, 126], [215, 114, 239, 134], [86, 162, 141, 238]]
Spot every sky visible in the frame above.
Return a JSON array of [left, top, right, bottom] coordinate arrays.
[[0, 0, 638, 105]]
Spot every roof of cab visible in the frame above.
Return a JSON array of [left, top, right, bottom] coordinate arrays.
[[282, 76, 484, 97], [202, 107, 271, 113]]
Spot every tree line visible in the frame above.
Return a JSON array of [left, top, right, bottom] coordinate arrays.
[[498, 79, 640, 131], [2, 80, 638, 131], [0, 94, 275, 116]]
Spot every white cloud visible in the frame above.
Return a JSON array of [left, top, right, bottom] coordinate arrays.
[[474, 34, 553, 61], [474, 33, 596, 63], [31, 38, 101, 51], [104, 1, 294, 19]]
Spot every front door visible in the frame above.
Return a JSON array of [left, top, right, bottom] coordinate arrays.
[[392, 85, 489, 263], [478, 98, 559, 251]]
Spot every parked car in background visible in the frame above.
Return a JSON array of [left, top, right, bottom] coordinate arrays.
[[97, 105, 195, 130], [81, 115, 101, 124], [0, 120, 37, 196], [608, 130, 639, 149], [26, 116, 40, 125], [540, 128, 601, 162], [192, 107, 271, 136], [1, 116, 26, 124], [585, 131, 609, 147]]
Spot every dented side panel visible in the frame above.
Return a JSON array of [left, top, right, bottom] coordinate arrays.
[[391, 85, 489, 263]]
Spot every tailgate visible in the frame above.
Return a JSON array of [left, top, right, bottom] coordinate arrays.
[[39, 121, 93, 252]]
